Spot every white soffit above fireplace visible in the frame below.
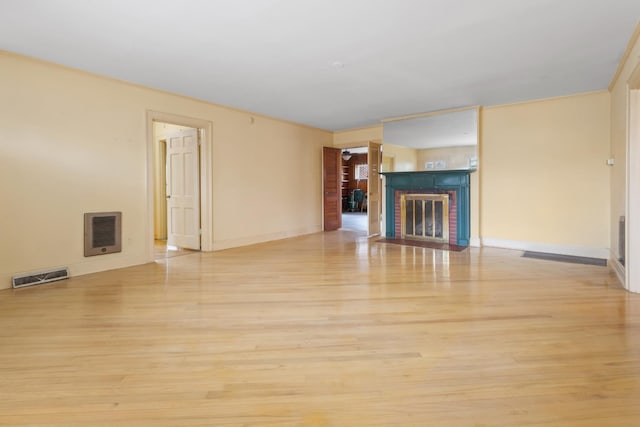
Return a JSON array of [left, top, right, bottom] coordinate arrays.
[[383, 108, 478, 149]]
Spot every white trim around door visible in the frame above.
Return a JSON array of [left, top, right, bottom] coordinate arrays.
[[146, 111, 213, 260], [626, 64, 640, 292]]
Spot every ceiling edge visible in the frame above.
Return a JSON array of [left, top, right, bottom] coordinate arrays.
[[608, 20, 640, 91]]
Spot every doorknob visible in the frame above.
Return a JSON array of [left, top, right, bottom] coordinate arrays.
[[166, 195, 171, 199]]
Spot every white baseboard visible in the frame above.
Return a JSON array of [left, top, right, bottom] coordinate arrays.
[[480, 237, 609, 259], [469, 237, 481, 247], [212, 226, 322, 251], [609, 256, 625, 287]]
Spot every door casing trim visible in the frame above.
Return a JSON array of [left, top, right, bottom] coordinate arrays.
[[146, 111, 213, 259]]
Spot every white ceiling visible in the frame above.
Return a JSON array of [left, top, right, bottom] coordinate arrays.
[[1, 0, 639, 131]]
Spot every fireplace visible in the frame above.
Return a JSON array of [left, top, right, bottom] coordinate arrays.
[[401, 194, 449, 242], [381, 170, 471, 246]]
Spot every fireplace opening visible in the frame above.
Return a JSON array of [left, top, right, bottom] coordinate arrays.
[[401, 194, 449, 243]]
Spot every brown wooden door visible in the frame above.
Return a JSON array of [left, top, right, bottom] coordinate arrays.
[[323, 147, 342, 231], [367, 142, 382, 236]]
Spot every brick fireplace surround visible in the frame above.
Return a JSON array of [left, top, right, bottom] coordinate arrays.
[[381, 170, 472, 246]]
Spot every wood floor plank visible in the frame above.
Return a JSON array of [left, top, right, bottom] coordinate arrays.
[[0, 231, 637, 426]]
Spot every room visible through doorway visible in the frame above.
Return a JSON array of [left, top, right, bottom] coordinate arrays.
[[339, 146, 368, 233], [341, 212, 367, 232]]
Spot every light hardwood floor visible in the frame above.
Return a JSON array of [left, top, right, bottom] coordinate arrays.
[[154, 240, 199, 260], [0, 231, 637, 426]]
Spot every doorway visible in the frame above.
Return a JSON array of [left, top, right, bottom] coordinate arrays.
[[322, 141, 382, 236], [153, 123, 200, 257], [340, 146, 368, 233], [146, 111, 213, 262]]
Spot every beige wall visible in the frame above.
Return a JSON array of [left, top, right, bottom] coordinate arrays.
[[0, 52, 332, 290], [333, 125, 382, 147], [609, 31, 640, 263], [481, 91, 611, 257], [381, 143, 418, 171]]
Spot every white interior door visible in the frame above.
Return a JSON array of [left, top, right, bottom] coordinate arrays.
[[166, 128, 200, 250], [368, 142, 382, 236]]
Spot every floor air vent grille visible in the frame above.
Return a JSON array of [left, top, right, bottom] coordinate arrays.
[[12, 268, 69, 288]]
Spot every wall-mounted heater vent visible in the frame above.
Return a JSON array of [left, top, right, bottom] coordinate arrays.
[[12, 267, 69, 289], [84, 211, 122, 257]]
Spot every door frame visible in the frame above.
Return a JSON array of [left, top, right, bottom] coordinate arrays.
[[626, 64, 640, 292], [332, 140, 382, 235], [146, 111, 213, 259], [155, 138, 168, 240], [367, 141, 382, 236]]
